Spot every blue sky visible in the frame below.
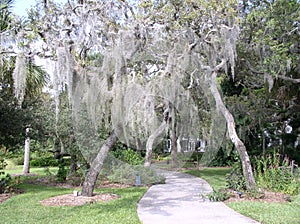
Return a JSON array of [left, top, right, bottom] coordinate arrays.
[[12, 0, 67, 17]]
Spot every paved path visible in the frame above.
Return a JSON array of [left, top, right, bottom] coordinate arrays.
[[137, 170, 260, 224]]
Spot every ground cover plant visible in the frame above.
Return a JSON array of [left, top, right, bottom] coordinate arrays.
[[186, 167, 300, 224]]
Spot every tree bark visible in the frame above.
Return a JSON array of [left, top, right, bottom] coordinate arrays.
[[170, 129, 179, 168], [81, 127, 121, 197], [23, 128, 30, 174], [144, 121, 168, 167], [210, 72, 256, 190]]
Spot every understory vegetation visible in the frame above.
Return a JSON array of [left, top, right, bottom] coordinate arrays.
[[186, 167, 300, 224]]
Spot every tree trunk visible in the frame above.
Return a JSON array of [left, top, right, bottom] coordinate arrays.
[[69, 153, 77, 175], [136, 138, 142, 155], [170, 129, 178, 168], [144, 121, 168, 167], [81, 127, 121, 197], [210, 72, 256, 190], [23, 128, 30, 174]]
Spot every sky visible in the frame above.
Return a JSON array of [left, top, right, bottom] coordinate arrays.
[[12, 0, 67, 17]]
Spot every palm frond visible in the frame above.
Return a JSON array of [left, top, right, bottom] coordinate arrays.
[[25, 60, 49, 97]]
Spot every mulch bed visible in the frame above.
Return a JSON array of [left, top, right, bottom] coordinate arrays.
[[225, 190, 290, 203], [40, 193, 120, 206], [0, 176, 129, 206]]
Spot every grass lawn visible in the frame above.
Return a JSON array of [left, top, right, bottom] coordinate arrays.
[[0, 183, 147, 224], [185, 167, 300, 224], [227, 195, 300, 224], [4, 166, 59, 176], [1, 165, 147, 224], [185, 167, 230, 191]]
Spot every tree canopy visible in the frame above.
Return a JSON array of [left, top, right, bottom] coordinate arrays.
[[0, 0, 299, 196]]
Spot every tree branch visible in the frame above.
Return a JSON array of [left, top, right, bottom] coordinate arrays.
[[242, 59, 300, 83], [276, 75, 300, 84]]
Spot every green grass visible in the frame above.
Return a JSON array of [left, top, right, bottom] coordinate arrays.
[[185, 167, 230, 191], [4, 159, 59, 176], [0, 183, 147, 224], [1, 164, 147, 224], [4, 166, 58, 176], [185, 167, 300, 224], [227, 195, 300, 224]]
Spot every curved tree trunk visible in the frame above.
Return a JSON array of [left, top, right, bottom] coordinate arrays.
[[144, 107, 169, 167], [144, 121, 168, 167], [210, 72, 256, 190], [81, 127, 121, 197], [170, 129, 179, 168]]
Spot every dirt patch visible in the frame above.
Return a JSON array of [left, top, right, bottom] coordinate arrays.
[[40, 193, 120, 206], [0, 193, 13, 204], [0, 189, 24, 204]]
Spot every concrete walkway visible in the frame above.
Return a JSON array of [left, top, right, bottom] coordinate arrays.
[[137, 170, 260, 224]]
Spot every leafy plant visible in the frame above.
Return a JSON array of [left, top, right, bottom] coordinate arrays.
[[0, 155, 7, 176], [30, 156, 59, 167], [225, 154, 246, 192], [0, 155, 14, 193], [56, 160, 68, 182], [111, 148, 144, 165], [106, 163, 165, 185], [253, 151, 299, 195], [0, 174, 13, 193], [206, 188, 231, 202]]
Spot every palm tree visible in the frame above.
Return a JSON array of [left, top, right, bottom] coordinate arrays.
[[1, 0, 49, 173]]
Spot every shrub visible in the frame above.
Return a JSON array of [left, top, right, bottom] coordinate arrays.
[[8, 155, 24, 166], [56, 160, 68, 182], [226, 158, 246, 192], [111, 148, 144, 165], [0, 174, 13, 193], [106, 163, 165, 185], [253, 152, 299, 195], [30, 156, 59, 167], [0, 155, 14, 193], [205, 188, 231, 202], [0, 156, 7, 176]]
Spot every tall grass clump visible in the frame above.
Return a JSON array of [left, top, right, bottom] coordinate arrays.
[[254, 151, 299, 195]]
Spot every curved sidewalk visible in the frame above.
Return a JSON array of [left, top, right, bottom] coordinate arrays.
[[137, 170, 260, 224]]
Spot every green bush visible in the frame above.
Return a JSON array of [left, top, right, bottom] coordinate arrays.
[[111, 148, 144, 165], [206, 188, 231, 202], [0, 174, 13, 193], [0, 156, 7, 176], [226, 159, 246, 192], [30, 156, 59, 167], [8, 155, 24, 166], [254, 152, 299, 195], [0, 155, 14, 193], [106, 163, 165, 185]]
